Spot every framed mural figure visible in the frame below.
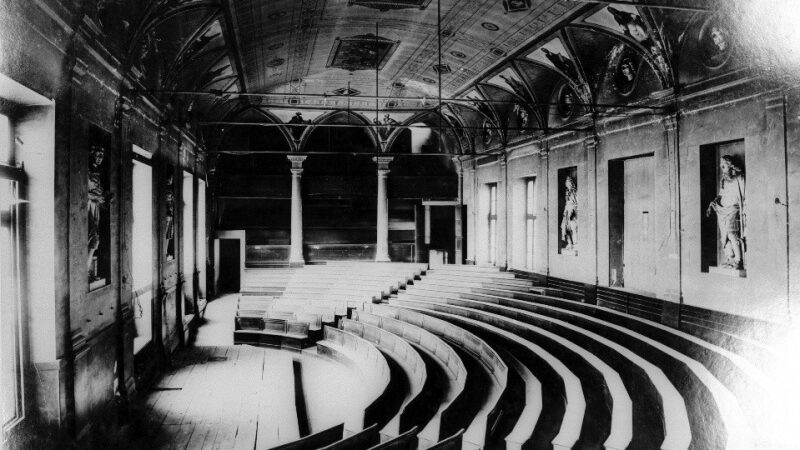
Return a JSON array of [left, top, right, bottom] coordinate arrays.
[[87, 125, 112, 290], [164, 164, 176, 261], [558, 167, 578, 255], [701, 141, 746, 276]]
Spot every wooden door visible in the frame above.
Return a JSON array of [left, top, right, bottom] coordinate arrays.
[[623, 156, 655, 291]]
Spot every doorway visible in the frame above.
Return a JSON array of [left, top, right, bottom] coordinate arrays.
[[131, 156, 153, 354], [218, 239, 241, 293], [609, 155, 655, 290]]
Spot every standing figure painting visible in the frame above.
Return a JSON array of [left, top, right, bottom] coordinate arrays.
[[88, 144, 107, 281], [706, 155, 745, 269], [165, 168, 176, 260], [561, 176, 578, 251]]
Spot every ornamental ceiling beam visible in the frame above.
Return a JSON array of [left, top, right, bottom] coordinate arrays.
[[131, 89, 668, 111]]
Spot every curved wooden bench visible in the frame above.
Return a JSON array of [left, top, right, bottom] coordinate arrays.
[[391, 298, 633, 450], [448, 288, 772, 448], [495, 347, 542, 450], [339, 319, 427, 437], [268, 423, 344, 450], [317, 326, 391, 433], [350, 309, 467, 447], [367, 305, 509, 450], [399, 293, 689, 449], [319, 423, 380, 450], [386, 302, 585, 449], [366, 426, 418, 450], [427, 429, 464, 450]]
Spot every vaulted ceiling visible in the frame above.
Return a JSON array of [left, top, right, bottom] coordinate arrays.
[[86, 0, 751, 154]]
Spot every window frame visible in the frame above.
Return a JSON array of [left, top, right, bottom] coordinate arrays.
[[0, 129, 27, 437], [488, 183, 498, 265]]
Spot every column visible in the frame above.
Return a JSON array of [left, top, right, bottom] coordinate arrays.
[[539, 143, 550, 275], [656, 114, 681, 326], [467, 159, 477, 264], [497, 153, 508, 268], [374, 156, 393, 262], [453, 157, 464, 264], [288, 155, 307, 266], [584, 136, 599, 287], [584, 136, 599, 305]]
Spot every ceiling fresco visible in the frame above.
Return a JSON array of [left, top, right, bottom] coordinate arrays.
[[79, 0, 752, 154]]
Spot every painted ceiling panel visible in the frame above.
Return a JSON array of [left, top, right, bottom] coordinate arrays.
[[225, 0, 580, 101]]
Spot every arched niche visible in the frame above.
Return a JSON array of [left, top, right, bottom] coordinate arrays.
[[217, 107, 294, 154], [300, 110, 379, 154]]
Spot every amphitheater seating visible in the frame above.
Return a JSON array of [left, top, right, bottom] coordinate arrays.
[[366, 305, 509, 450], [316, 326, 392, 433], [235, 262, 426, 345], [339, 319, 427, 437], [387, 264, 786, 449], [426, 429, 464, 450], [367, 426, 419, 450], [224, 262, 785, 450], [268, 423, 344, 450], [319, 423, 381, 450], [349, 309, 467, 448]]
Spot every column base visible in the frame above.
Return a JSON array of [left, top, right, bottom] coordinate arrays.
[[288, 261, 305, 268], [375, 255, 391, 263]]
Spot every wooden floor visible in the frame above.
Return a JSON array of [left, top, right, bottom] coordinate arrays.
[[143, 345, 300, 450], [140, 295, 303, 450]]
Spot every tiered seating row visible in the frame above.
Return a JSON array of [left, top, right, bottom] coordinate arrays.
[[390, 265, 783, 449], [350, 309, 467, 447], [235, 263, 426, 346], [339, 319, 427, 437], [316, 326, 391, 434], [366, 306, 509, 450]]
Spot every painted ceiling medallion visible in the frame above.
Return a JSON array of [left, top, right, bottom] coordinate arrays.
[[326, 34, 400, 71], [490, 47, 507, 57], [422, 77, 437, 84], [482, 22, 500, 31], [433, 64, 452, 74], [450, 51, 467, 59], [268, 42, 284, 51], [332, 87, 361, 96], [348, 0, 432, 11], [266, 58, 285, 67], [267, 11, 287, 20]]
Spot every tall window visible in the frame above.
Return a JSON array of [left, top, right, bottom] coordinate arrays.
[[196, 179, 206, 300], [182, 171, 195, 317], [131, 150, 153, 354], [488, 183, 497, 265], [0, 113, 25, 432], [525, 178, 536, 269]]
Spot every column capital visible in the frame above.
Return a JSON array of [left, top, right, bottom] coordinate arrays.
[[373, 156, 394, 172], [765, 94, 785, 112], [662, 113, 678, 132], [451, 156, 464, 175], [583, 135, 598, 151], [287, 154, 307, 170], [498, 152, 507, 167], [539, 147, 549, 160]]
